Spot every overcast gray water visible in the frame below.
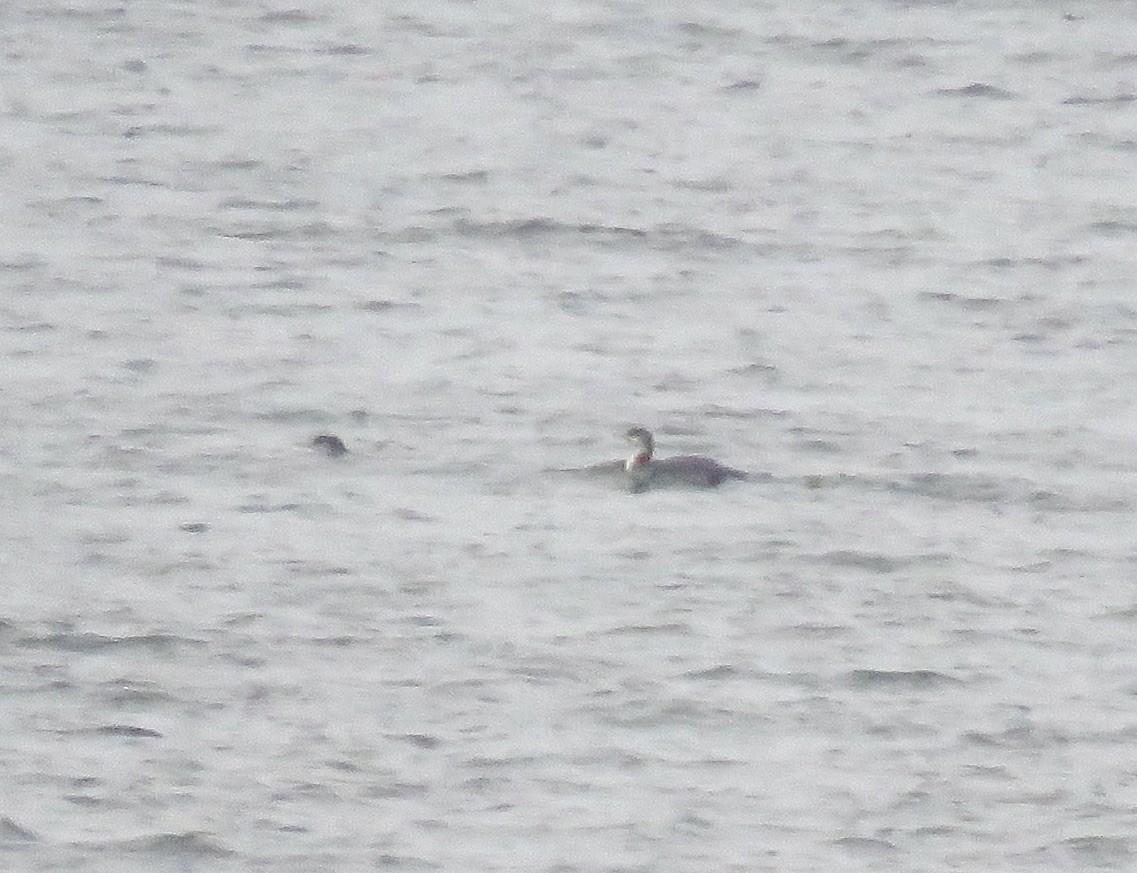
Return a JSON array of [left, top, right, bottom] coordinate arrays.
[[4, 1, 1137, 870]]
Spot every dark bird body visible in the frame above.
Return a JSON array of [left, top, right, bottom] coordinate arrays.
[[623, 426, 746, 492], [311, 434, 349, 457]]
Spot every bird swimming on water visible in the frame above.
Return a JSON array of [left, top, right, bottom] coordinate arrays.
[[622, 426, 746, 492], [311, 434, 349, 457]]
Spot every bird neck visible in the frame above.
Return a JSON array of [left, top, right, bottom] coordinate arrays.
[[625, 449, 651, 472]]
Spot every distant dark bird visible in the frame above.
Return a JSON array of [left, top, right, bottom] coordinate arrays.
[[622, 426, 747, 492], [311, 434, 348, 458]]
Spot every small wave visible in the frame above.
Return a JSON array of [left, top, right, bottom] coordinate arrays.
[[98, 680, 175, 707], [848, 669, 964, 689], [891, 472, 1018, 502], [891, 473, 1127, 511], [964, 723, 1067, 749], [363, 781, 429, 799], [1063, 93, 1136, 106], [387, 733, 441, 750], [935, 83, 1017, 99], [593, 696, 747, 729], [88, 724, 163, 739], [313, 43, 372, 56], [217, 196, 320, 212], [427, 215, 747, 252], [1086, 219, 1137, 237], [236, 501, 305, 514], [599, 622, 691, 636], [453, 215, 644, 241], [16, 631, 186, 654], [919, 289, 1008, 310], [122, 123, 220, 140], [112, 831, 233, 857], [259, 9, 325, 24], [814, 550, 909, 574], [1034, 835, 1133, 866], [0, 817, 38, 842], [675, 665, 736, 682], [832, 835, 899, 857]]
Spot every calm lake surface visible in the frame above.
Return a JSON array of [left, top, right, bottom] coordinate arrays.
[[3, 1, 1137, 870]]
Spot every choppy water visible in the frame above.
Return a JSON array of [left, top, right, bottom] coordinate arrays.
[[4, 1, 1137, 870]]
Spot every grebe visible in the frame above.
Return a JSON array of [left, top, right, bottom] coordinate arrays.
[[623, 426, 746, 492], [312, 434, 348, 457]]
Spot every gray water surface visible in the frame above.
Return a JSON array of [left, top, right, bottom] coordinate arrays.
[[3, 1, 1137, 871]]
